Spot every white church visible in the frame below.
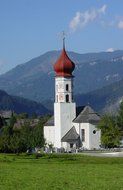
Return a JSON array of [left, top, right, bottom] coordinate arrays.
[[44, 41, 101, 151]]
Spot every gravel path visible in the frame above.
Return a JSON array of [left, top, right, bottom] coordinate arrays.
[[82, 152, 123, 157]]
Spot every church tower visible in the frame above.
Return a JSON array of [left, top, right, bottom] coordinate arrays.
[[53, 39, 76, 148], [44, 39, 101, 151]]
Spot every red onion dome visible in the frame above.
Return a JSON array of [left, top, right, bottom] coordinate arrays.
[[54, 47, 75, 77]]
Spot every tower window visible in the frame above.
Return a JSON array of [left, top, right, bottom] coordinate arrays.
[[66, 84, 69, 91], [66, 94, 69, 102], [81, 129, 85, 142]]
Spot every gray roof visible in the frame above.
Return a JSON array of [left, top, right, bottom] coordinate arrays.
[[73, 106, 100, 125], [44, 106, 100, 126], [44, 116, 54, 126], [61, 126, 80, 142]]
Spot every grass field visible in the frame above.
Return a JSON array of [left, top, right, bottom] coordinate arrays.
[[0, 153, 123, 190]]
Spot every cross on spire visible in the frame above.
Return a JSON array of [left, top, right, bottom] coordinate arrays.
[[62, 31, 66, 49]]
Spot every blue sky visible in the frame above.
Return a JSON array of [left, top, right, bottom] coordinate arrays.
[[0, 0, 123, 73]]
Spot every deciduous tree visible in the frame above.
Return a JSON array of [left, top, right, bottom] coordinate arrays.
[[98, 114, 121, 148]]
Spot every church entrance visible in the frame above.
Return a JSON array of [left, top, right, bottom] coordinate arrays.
[[70, 143, 73, 148]]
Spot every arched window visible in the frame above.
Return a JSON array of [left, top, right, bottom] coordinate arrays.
[[66, 94, 69, 102], [66, 84, 69, 91], [81, 129, 85, 142]]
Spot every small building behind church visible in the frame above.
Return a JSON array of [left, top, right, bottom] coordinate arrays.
[[44, 42, 101, 151]]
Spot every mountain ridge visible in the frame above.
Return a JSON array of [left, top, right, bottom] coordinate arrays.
[[75, 78, 123, 113], [42, 78, 123, 114], [0, 50, 123, 103], [0, 89, 50, 116]]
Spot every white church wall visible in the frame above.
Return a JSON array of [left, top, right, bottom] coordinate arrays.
[[61, 142, 76, 152], [74, 123, 90, 149], [55, 77, 73, 103], [73, 123, 79, 134], [74, 122, 101, 150], [44, 126, 55, 145], [80, 123, 90, 149], [89, 124, 101, 149], [61, 142, 68, 150], [54, 103, 61, 148], [54, 102, 76, 148]]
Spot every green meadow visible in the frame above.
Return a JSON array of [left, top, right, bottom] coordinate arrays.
[[0, 153, 123, 190]]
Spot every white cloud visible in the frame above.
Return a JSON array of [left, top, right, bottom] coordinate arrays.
[[118, 20, 123, 29], [69, 5, 107, 32], [106, 48, 115, 53], [101, 20, 115, 28], [69, 12, 81, 32], [98, 4, 107, 14]]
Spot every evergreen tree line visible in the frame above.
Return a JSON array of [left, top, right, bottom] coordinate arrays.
[[0, 114, 50, 153]]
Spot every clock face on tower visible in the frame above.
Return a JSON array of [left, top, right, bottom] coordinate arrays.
[[59, 94, 64, 101], [58, 83, 64, 90]]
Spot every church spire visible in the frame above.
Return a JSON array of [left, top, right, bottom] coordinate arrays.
[[54, 32, 75, 77], [62, 31, 65, 50]]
